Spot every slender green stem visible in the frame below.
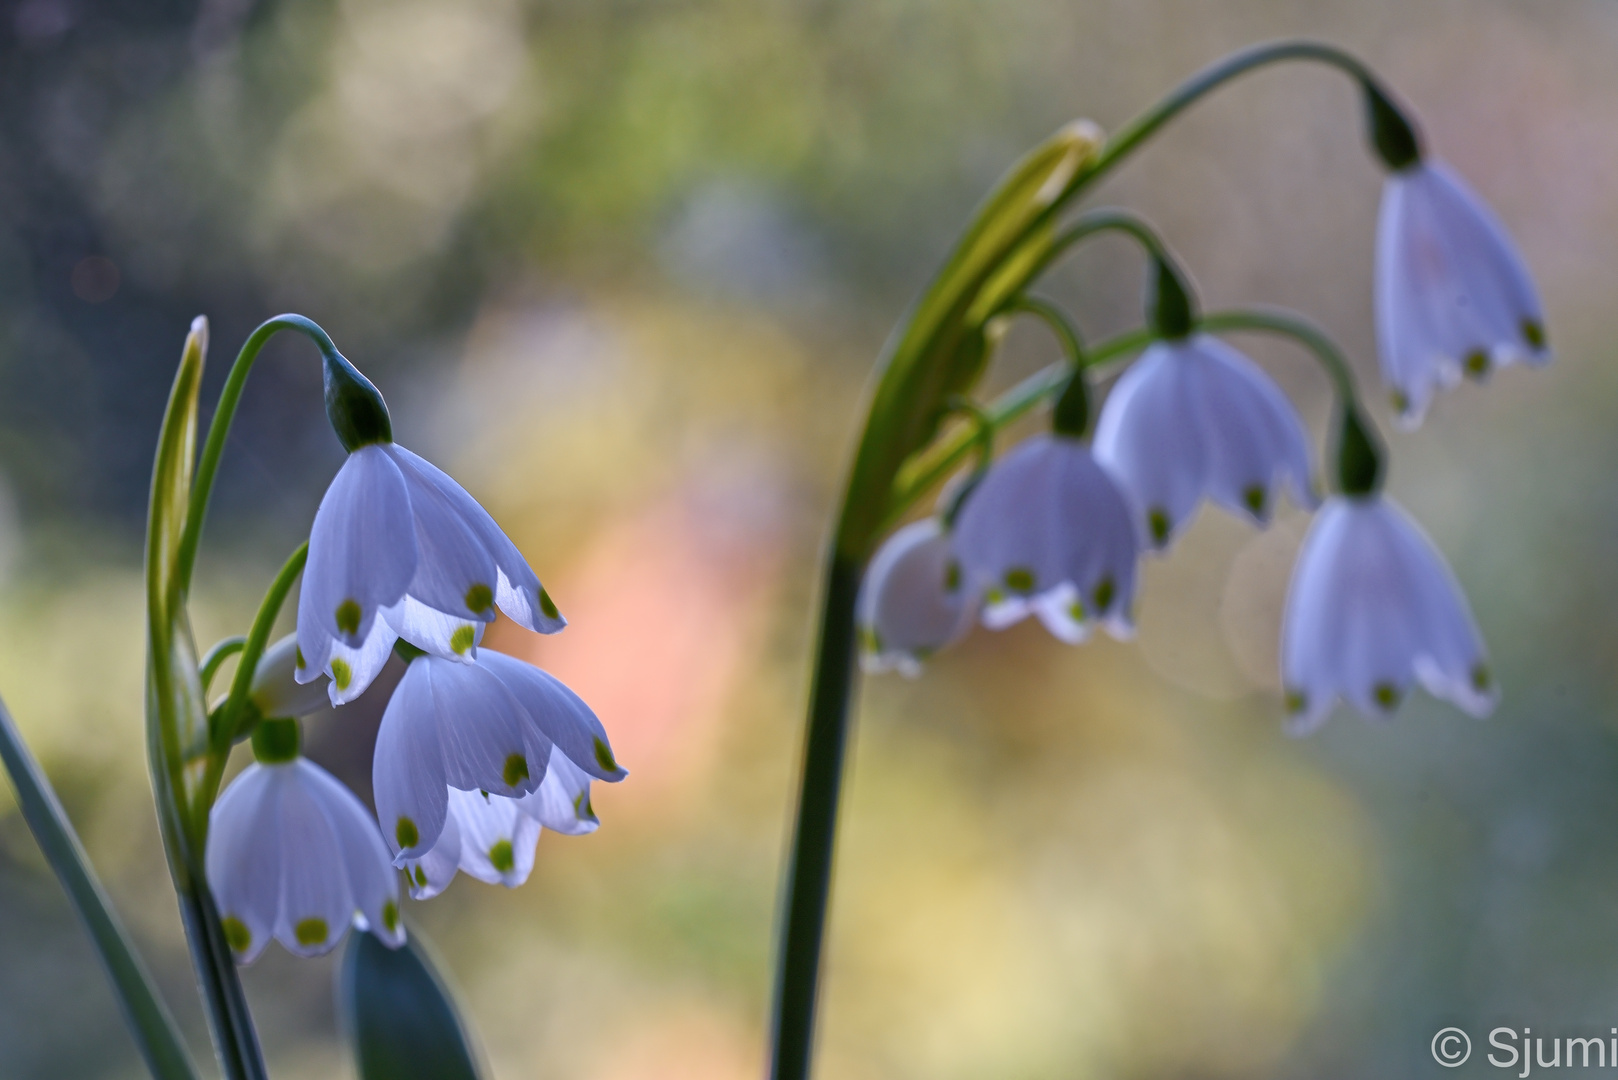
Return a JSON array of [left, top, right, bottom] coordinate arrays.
[[195, 542, 309, 829], [1198, 306, 1359, 404], [1002, 296, 1087, 367], [199, 637, 246, 698], [769, 552, 862, 1080], [0, 696, 200, 1080], [1078, 39, 1394, 193], [176, 314, 339, 596], [1035, 208, 1176, 280]]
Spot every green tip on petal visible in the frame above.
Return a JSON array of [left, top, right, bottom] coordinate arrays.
[[1522, 318, 1547, 351], [294, 918, 329, 947], [1372, 682, 1402, 711], [464, 583, 494, 616], [1148, 509, 1171, 547], [1472, 663, 1493, 692], [593, 736, 618, 774], [1284, 689, 1308, 715], [450, 625, 476, 656], [1004, 567, 1035, 594], [1092, 576, 1115, 613], [1242, 486, 1266, 518], [396, 817, 419, 850], [382, 900, 399, 934], [1463, 348, 1489, 379], [222, 917, 252, 954], [502, 752, 529, 787], [488, 840, 515, 874], [413, 865, 428, 887], [330, 657, 353, 691], [944, 560, 962, 592], [539, 588, 561, 621], [335, 599, 362, 637]]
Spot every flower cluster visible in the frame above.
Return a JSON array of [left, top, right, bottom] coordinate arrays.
[[859, 152, 1539, 733], [206, 401, 622, 963]]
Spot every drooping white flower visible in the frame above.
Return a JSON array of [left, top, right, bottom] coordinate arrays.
[[246, 633, 331, 720], [1093, 334, 1316, 548], [1376, 160, 1549, 426], [296, 442, 565, 705], [858, 518, 979, 676], [373, 650, 625, 866], [399, 749, 600, 900], [1281, 495, 1495, 733], [205, 753, 402, 963], [952, 433, 1139, 643]]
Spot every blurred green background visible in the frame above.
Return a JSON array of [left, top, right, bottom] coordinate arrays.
[[0, 0, 1613, 1076]]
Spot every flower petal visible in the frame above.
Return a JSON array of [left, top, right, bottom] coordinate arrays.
[[323, 618, 399, 706], [272, 766, 355, 958], [517, 748, 600, 835], [446, 788, 540, 888], [205, 764, 281, 964], [297, 760, 403, 949], [373, 659, 451, 859], [399, 806, 462, 901], [298, 445, 418, 663], [382, 595, 484, 665], [479, 650, 626, 782], [857, 519, 977, 676], [386, 445, 565, 634], [419, 657, 545, 798]]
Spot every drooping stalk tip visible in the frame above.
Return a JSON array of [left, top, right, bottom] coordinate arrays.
[[1051, 368, 1092, 437], [1363, 80, 1423, 171], [1149, 255, 1195, 339], [322, 347, 393, 451], [1333, 404, 1384, 496]]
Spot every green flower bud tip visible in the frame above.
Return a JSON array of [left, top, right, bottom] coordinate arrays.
[[322, 347, 393, 451]]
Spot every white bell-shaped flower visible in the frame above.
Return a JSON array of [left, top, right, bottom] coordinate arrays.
[[1281, 495, 1496, 733], [1093, 334, 1316, 549], [858, 518, 978, 676], [296, 442, 566, 705], [247, 633, 331, 720], [952, 433, 1139, 643], [373, 649, 625, 865], [1376, 160, 1549, 426], [205, 728, 402, 963], [400, 748, 600, 900]]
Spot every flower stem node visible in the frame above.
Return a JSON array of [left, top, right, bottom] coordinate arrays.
[[322, 348, 393, 452], [857, 519, 980, 677], [296, 443, 567, 705], [1363, 80, 1423, 172], [1149, 256, 1196, 339], [952, 434, 1140, 643], [372, 650, 624, 879], [1334, 405, 1384, 496], [204, 758, 404, 963], [1281, 494, 1496, 734], [1375, 160, 1549, 426], [1093, 333, 1317, 550]]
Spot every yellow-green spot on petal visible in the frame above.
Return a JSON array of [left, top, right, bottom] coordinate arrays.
[[465, 582, 494, 615], [488, 840, 515, 874], [1472, 663, 1493, 692], [1390, 389, 1410, 415], [330, 658, 352, 691], [294, 646, 306, 670], [574, 791, 595, 820], [1243, 485, 1267, 518], [222, 917, 252, 954], [985, 587, 1005, 605], [539, 588, 560, 620], [1092, 576, 1115, 613], [593, 736, 618, 773], [1463, 348, 1489, 379], [1148, 509, 1171, 547], [1004, 567, 1035, 594], [396, 816, 419, 850], [382, 900, 399, 934], [294, 918, 328, 947], [335, 599, 362, 637], [944, 560, 962, 592], [450, 625, 476, 656], [859, 625, 883, 656], [413, 866, 428, 887], [1284, 689, 1308, 715], [1067, 599, 1085, 623], [1523, 318, 1546, 350], [1373, 682, 1401, 710], [503, 752, 529, 787]]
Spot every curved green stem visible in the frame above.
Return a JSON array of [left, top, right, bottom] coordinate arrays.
[[199, 637, 246, 698], [176, 315, 340, 595], [195, 542, 309, 829], [1001, 296, 1087, 367], [1079, 39, 1407, 191], [1198, 306, 1359, 405]]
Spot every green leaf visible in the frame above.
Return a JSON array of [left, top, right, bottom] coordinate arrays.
[[145, 317, 268, 1080], [0, 695, 200, 1080], [834, 120, 1103, 559], [340, 930, 484, 1080]]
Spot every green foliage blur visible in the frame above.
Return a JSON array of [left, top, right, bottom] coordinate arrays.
[[0, 1, 1614, 1077]]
